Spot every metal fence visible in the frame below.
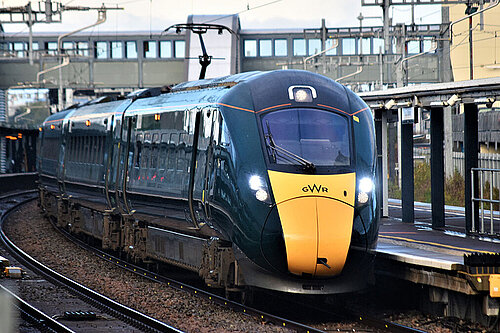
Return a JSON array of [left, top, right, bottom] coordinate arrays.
[[471, 168, 500, 237]]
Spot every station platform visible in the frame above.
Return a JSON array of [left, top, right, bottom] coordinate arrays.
[[374, 200, 500, 300]]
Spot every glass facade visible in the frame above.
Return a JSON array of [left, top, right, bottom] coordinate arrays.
[[126, 41, 137, 59], [293, 39, 306, 56], [111, 41, 123, 59], [95, 41, 107, 59], [259, 39, 272, 57], [244, 40, 257, 57], [160, 40, 172, 58], [274, 39, 287, 56], [308, 39, 321, 56], [144, 41, 157, 58], [174, 40, 185, 58]]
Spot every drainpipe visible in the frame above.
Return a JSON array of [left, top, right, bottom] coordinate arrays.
[[335, 66, 363, 82]]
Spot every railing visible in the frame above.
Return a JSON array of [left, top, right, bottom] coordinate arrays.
[[471, 168, 500, 237]]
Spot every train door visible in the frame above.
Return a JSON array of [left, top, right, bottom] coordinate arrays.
[[189, 107, 217, 227], [58, 118, 71, 196], [104, 114, 115, 209], [116, 115, 134, 215]]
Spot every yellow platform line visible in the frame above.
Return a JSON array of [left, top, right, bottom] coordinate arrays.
[[379, 234, 496, 254]]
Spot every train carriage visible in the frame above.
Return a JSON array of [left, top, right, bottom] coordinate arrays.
[[38, 70, 379, 294]]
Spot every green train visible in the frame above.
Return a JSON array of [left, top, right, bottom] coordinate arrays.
[[38, 70, 379, 294]]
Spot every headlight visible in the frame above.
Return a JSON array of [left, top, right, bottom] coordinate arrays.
[[249, 175, 264, 191], [357, 177, 374, 205], [248, 175, 271, 203]]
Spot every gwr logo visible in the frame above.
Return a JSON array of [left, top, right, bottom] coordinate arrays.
[[302, 184, 329, 193]]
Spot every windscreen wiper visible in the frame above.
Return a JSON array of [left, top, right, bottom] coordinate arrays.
[[265, 121, 316, 173]]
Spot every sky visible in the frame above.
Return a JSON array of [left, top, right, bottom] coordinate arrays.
[[1, 0, 443, 33]]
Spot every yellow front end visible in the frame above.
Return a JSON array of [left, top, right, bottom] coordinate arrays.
[[268, 170, 356, 277]]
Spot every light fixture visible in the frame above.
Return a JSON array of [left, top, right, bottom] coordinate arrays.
[[248, 175, 271, 203], [249, 175, 263, 191], [357, 177, 374, 205], [384, 99, 396, 110]]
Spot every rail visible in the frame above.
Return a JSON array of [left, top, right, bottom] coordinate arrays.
[[0, 284, 75, 333], [0, 191, 184, 333], [471, 167, 500, 237], [56, 212, 427, 333]]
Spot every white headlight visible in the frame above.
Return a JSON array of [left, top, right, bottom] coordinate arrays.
[[358, 192, 369, 204], [359, 177, 374, 193], [255, 189, 269, 202], [249, 175, 263, 191]]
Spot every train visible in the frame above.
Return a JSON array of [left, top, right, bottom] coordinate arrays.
[[38, 70, 379, 295]]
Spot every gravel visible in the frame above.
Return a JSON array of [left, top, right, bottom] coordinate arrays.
[[4, 200, 291, 333], [4, 200, 494, 333]]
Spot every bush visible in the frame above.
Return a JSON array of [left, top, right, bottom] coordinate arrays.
[[388, 162, 466, 207]]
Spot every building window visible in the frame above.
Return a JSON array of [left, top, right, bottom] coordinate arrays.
[[293, 39, 306, 56], [77, 42, 89, 56], [359, 37, 371, 55], [160, 40, 172, 58], [62, 41, 74, 55], [325, 39, 337, 55], [308, 39, 321, 56], [244, 40, 257, 57], [259, 39, 272, 57], [274, 39, 287, 57], [111, 41, 123, 59], [125, 41, 137, 59], [95, 41, 108, 59], [174, 40, 185, 58], [144, 41, 157, 58], [342, 38, 356, 55], [46, 42, 57, 55], [423, 38, 434, 53], [12, 42, 25, 57], [407, 40, 420, 54], [373, 38, 384, 54]]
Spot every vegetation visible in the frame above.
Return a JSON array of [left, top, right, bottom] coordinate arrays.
[[388, 162, 466, 207]]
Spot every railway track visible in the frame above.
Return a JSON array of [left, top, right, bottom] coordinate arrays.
[[0, 185, 428, 332], [0, 190, 183, 333], [52, 205, 427, 333]]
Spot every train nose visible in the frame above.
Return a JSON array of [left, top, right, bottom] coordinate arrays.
[[276, 197, 354, 277], [267, 171, 356, 277]]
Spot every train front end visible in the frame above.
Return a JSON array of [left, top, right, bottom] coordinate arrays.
[[218, 70, 379, 294]]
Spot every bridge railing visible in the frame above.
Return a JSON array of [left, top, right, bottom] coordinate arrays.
[[471, 167, 500, 237]]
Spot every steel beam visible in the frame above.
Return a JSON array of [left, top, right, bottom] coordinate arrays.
[[375, 108, 389, 217], [375, 108, 384, 217], [430, 106, 445, 229], [464, 103, 479, 234], [401, 114, 414, 223]]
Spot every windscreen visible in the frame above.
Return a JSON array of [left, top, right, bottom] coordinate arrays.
[[261, 108, 351, 167]]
